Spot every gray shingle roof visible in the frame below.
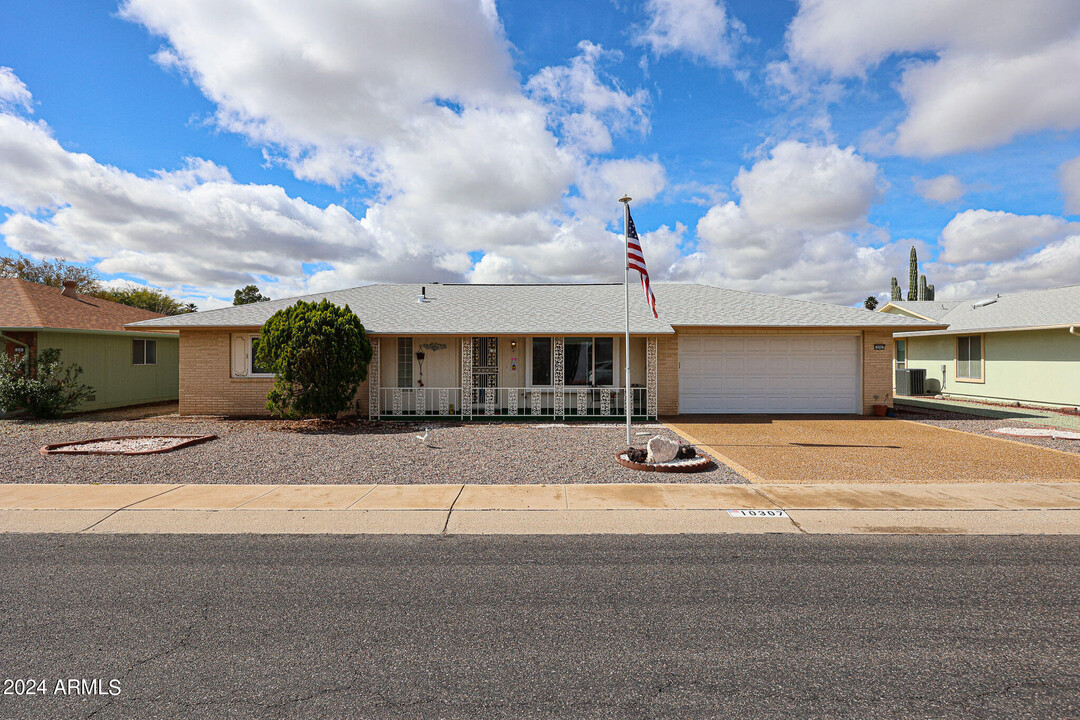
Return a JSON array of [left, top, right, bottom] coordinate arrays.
[[128, 283, 942, 334], [893, 284, 1080, 336]]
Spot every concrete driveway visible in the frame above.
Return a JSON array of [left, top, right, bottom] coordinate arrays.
[[665, 415, 1080, 483]]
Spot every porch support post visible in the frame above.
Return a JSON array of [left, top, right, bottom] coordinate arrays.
[[368, 339, 380, 419], [461, 337, 473, 419], [553, 336, 565, 418], [646, 336, 658, 419]]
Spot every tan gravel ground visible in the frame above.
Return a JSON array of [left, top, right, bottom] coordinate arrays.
[[0, 412, 745, 485], [666, 415, 1080, 484]]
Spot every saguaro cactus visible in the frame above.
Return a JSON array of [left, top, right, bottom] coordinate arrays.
[[926, 283, 935, 300], [890, 277, 901, 301], [907, 247, 918, 301], [918, 274, 927, 301]]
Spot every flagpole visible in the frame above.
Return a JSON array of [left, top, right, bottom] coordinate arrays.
[[619, 195, 632, 446]]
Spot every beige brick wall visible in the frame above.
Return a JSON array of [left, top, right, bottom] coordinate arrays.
[[656, 334, 679, 416], [861, 329, 894, 414], [179, 329, 369, 416]]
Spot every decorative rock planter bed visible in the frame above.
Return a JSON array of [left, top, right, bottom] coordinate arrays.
[[615, 452, 713, 473], [40, 435, 217, 456]]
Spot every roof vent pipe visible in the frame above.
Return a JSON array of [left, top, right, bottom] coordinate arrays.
[[417, 286, 427, 304], [60, 280, 78, 298]]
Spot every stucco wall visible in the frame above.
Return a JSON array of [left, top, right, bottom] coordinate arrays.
[[38, 330, 179, 411], [903, 329, 1080, 407], [179, 329, 368, 416]]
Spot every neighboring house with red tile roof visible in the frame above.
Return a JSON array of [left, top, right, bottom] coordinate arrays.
[[1, 278, 179, 412]]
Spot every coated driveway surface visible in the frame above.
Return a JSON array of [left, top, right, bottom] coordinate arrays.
[[667, 415, 1080, 483], [1, 534, 1077, 719]]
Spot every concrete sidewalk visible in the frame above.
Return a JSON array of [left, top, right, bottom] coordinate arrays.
[[3, 482, 1080, 535]]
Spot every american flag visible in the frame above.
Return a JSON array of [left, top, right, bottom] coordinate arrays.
[[626, 208, 657, 318]]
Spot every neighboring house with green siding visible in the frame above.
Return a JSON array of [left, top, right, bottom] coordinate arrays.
[[879, 284, 1080, 407], [1, 278, 179, 411]]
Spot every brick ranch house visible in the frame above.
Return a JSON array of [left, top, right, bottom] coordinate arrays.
[[127, 283, 942, 419]]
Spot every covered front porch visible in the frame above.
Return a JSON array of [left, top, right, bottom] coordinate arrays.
[[367, 335, 658, 420]]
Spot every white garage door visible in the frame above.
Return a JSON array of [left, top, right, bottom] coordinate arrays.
[[678, 335, 860, 414]]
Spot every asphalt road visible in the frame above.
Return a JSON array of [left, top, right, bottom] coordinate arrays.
[[1, 534, 1078, 719]]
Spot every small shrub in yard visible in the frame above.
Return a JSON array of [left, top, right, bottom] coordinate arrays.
[[0, 348, 94, 418], [256, 299, 373, 419]]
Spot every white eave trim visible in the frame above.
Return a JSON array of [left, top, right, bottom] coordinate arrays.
[[877, 302, 943, 322], [895, 322, 1080, 338]]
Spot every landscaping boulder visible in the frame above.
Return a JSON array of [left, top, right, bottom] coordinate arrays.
[[645, 436, 679, 463]]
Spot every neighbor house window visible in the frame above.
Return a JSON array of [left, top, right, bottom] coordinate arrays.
[[397, 337, 413, 387], [132, 338, 157, 366], [531, 337, 552, 386], [956, 335, 983, 381], [895, 340, 906, 370]]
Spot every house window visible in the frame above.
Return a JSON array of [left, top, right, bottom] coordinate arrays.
[[132, 338, 157, 366], [956, 335, 983, 381], [397, 337, 413, 387], [250, 338, 270, 375], [230, 334, 274, 377], [895, 339, 906, 370], [564, 338, 592, 385], [531, 338, 552, 385], [594, 337, 614, 385], [564, 337, 616, 386]]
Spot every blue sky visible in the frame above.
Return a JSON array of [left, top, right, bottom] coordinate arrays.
[[2, 0, 1080, 310]]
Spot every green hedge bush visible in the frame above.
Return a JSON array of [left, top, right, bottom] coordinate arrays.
[[255, 299, 373, 419]]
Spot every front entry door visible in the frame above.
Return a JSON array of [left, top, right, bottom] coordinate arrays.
[[472, 337, 498, 411]]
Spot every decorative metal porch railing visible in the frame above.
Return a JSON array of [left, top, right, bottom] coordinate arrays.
[[378, 386, 650, 418], [379, 387, 464, 417]]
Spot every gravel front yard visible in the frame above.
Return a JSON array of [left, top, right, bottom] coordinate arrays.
[[896, 405, 1080, 457], [0, 412, 746, 485]]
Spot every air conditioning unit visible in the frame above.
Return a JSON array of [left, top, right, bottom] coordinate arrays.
[[895, 368, 926, 396]]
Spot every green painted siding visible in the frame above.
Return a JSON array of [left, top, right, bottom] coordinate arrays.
[[902, 329, 1080, 407], [37, 331, 179, 410]]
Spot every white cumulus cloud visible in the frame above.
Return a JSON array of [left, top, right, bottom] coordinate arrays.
[[0, 67, 33, 113], [938, 209, 1080, 263], [1058, 155, 1080, 214], [913, 174, 970, 204], [784, 0, 1080, 156], [680, 141, 896, 302], [634, 0, 745, 68]]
